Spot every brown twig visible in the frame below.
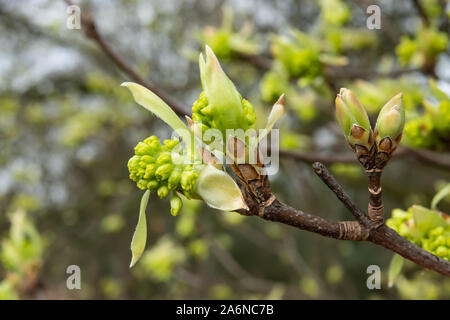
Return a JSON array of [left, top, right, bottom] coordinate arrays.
[[242, 162, 450, 277], [312, 162, 371, 227]]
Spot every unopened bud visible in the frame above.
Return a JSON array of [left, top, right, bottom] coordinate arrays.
[[335, 88, 373, 150], [170, 192, 183, 216], [375, 93, 405, 153], [157, 185, 169, 199]]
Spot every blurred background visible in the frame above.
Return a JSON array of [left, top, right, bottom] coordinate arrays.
[[0, 0, 449, 299]]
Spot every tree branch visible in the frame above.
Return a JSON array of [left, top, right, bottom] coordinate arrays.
[[255, 175, 450, 277], [312, 162, 371, 227], [261, 198, 450, 276]]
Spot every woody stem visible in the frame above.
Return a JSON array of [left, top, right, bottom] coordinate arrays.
[[367, 169, 384, 227]]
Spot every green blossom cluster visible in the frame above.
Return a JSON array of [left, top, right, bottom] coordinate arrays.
[[192, 91, 256, 134], [128, 136, 199, 199], [387, 207, 450, 261]]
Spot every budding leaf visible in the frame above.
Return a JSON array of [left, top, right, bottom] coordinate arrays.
[[196, 46, 255, 137], [196, 164, 248, 211], [258, 94, 285, 143], [130, 190, 150, 268]]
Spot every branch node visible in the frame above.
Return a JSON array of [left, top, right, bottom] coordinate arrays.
[[339, 221, 369, 241]]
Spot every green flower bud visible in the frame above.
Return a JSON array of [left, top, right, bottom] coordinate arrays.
[[155, 163, 174, 181], [157, 185, 169, 199], [335, 88, 373, 150], [168, 169, 182, 190], [193, 46, 256, 139], [128, 136, 201, 200], [430, 226, 444, 237], [156, 152, 171, 164], [435, 235, 446, 246], [180, 168, 199, 197], [147, 180, 159, 193], [375, 93, 405, 153], [170, 192, 183, 216], [436, 246, 448, 258]]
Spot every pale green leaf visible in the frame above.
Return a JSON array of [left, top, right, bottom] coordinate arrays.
[[431, 183, 450, 210], [121, 82, 192, 144], [388, 254, 404, 288], [130, 190, 150, 268], [196, 164, 248, 211]]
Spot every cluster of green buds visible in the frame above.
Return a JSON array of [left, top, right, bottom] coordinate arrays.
[[128, 136, 199, 214], [123, 45, 272, 267], [191, 46, 256, 141], [335, 88, 405, 169], [387, 206, 450, 261]]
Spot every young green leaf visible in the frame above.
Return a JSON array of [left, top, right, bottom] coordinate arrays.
[[388, 254, 404, 288], [130, 190, 150, 268], [121, 82, 192, 144], [258, 94, 285, 143], [431, 183, 450, 210]]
